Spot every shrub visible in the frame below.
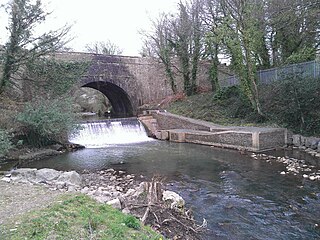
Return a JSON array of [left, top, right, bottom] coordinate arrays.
[[213, 86, 256, 119], [0, 129, 13, 157], [261, 75, 320, 135], [123, 215, 140, 230], [16, 97, 79, 147]]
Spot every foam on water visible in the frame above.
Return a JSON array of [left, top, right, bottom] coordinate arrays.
[[69, 118, 153, 148]]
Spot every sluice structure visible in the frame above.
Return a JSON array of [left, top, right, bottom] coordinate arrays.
[[140, 112, 287, 152]]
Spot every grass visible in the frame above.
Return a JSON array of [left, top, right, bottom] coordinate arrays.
[[1, 194, 163, 240], [167, 92, 280, 128]]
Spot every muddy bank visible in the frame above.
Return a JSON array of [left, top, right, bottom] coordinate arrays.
[[0, 143, 84, 171]]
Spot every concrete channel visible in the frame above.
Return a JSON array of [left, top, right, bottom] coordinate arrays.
[[139, 111, 288, 152]]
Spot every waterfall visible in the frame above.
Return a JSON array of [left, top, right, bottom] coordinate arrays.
[[69, 118, 153, 148]]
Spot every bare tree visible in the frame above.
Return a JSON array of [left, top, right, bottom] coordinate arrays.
[[0, 0, 71, 93], [142, 0, 205, 96], [85, 40, 123, 55], [140, 13, 177, 93], [201, 0, 222, 92]]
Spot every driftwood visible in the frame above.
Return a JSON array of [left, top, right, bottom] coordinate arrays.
[[128, 176, 207, 239], [141, 177, 163, 225]]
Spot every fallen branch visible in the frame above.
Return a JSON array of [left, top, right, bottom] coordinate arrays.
[[141, 206, 150, 225]]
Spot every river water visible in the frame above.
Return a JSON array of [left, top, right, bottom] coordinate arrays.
[[19, 139, 320, 239]]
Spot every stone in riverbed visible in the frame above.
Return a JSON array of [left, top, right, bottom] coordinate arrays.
[[56, 171, 82, 187], [292, 135, 301, 146], [106, 198, 122, 209], [1, 177, 11, 183], [36, 168, 60, 182], [162, 190, 185, 210], [10, 168, 38, 183], [122, 208, 131, 214], [95, 195, 111, 203]]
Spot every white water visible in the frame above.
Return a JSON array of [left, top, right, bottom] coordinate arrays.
[[69, 119, 153, 148]]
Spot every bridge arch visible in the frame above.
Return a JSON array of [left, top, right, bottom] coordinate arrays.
[[82, 81, 134, 118]]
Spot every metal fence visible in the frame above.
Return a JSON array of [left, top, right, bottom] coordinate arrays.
[[220, 60, 320, 88]]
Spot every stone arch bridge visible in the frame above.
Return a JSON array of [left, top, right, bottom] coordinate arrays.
[[55, 52, 229, 117]]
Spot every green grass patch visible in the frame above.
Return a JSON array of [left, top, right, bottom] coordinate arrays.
[[167, 91, 281, 128], [1, 194, 163, 240]]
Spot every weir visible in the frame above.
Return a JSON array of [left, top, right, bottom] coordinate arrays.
[[140, 112, 288, 152], [69, 118, 152, 148]]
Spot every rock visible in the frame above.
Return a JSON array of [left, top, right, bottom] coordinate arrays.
[[162, 190, 185, 210], [309, 151, 317, 156], [110, 176, 116, 181], [305, 137, 319, 149], [309, 176, 316, 181], [36, 168, 60, 182], [94, 196, 111, 203], [1, 177, 11, 183], [292, 135, 301, 146], [300, 136, 307, 146], [132, 182, 145, 197], [105, 168, 115, 174], [106, 198, 122, 209], [67, 185, 77, 192], [125, 188, 136, 197], [80, 187, 90, 194], [122, 208, 131, 214], [56, 171, 82, 187], [55, 182, 67, 190], [10, 168, 38, 183], [50, 144, 64, 151], [126, 175, 134, 179]]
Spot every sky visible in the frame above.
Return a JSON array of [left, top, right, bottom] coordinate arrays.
[[0, 0, 180, 56]]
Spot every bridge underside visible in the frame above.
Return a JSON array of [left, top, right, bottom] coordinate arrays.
[[82, 81, 134, 118]]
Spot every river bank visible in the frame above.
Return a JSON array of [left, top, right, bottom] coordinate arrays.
[[0, 168, 205, 240]]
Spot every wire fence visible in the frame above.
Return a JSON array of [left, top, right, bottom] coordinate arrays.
[[220, 60, 320, 88]]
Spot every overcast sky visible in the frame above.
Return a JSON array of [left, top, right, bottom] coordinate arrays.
[[0, 0, 179, 56]]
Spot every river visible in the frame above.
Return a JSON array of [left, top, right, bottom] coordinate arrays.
[[19, 139, 320, 240]]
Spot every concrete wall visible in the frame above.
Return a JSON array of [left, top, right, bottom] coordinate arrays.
[[147, 112, 288, 152], [152, 112, 225, 132]]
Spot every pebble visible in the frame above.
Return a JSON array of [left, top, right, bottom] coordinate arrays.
[[309, 176, 316, 181], [1, 177, 11, 183], [251, 152, 320, 180]]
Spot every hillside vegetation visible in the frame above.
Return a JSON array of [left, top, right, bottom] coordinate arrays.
[[167, 79, 320, 137]]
